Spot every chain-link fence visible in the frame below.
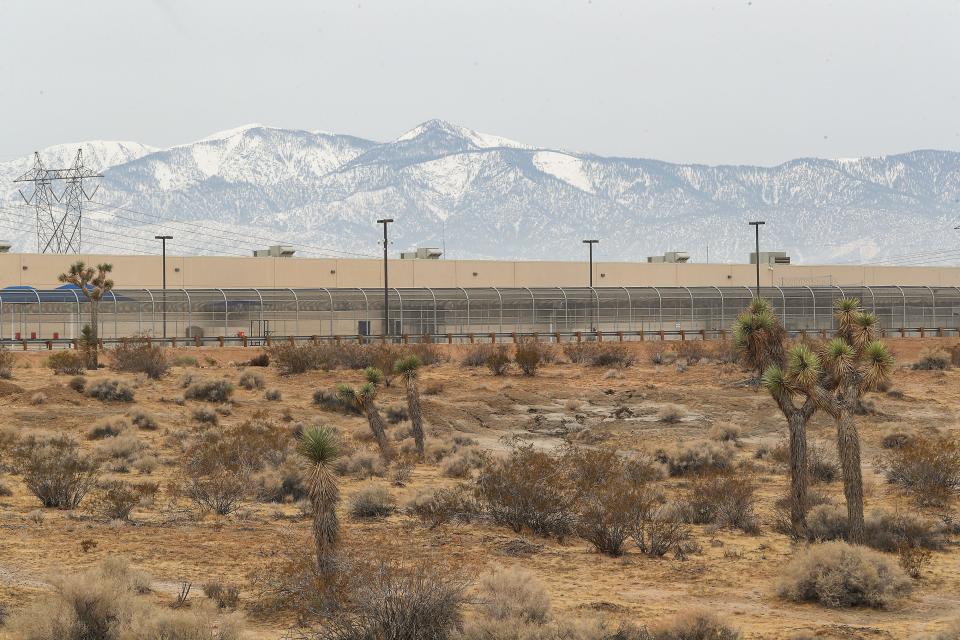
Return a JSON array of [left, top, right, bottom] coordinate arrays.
[[1, 285, 959, 343]]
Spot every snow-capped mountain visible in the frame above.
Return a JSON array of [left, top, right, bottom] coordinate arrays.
[[2, 120, 959, 264]]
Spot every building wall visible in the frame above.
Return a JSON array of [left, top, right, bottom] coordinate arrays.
[[1, 252, 959, 289]]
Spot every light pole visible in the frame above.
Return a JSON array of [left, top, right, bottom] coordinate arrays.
[[155, 235, 172, 339], [377, 219, 393, 338], [748, 222, 765, 296], [583, 239, 599, 330]]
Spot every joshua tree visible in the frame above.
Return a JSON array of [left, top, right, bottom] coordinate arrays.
[[337, 367, 393, 461], [735, 298, 814, 534], [58, 261, 113, 369], [810, 299, 894, 544], [297, 425, 341, 575], [738, 297, 894, 544], [394, 355, 425, 458]]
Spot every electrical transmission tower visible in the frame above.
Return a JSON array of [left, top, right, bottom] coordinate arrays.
[[14, 149, 102, 254]]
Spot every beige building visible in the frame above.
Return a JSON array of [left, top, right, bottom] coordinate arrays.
[[2, 253, 959, 289]]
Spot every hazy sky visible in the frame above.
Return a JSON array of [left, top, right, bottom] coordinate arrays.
[[2, 0, 958, 165]]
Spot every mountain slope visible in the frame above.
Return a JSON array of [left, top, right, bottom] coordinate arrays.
[[1, 121, 958, 264]]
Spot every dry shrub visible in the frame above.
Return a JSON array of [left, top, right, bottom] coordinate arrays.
[[0, 478, 13, 497], [881, 427, 913, 449], [576, 478, 664, 556], [314, 389, 361, 415], [486, 345, 511, 375], [335, 450, 387, 479], [406, 341, 448, 366], [674, 341, 707, 364], [30, 392, 46, 405], [913, 348, 952, 370], [777, 541, 912, 608], [802, 504, 946, 551], [0, 346, 14, 374], [6, 558, 241, 640], [320, 561, 468, 640], [265, 388, 282, 401], [665, 441, 735, 476], [238, 369, 265, 390], [90, 480, 153, 520], [110, 338, 169, 379], [185, 379, 234, 403], [130, 409, 159, 430], [252, 459, 307, 503], [88, 416, 130, 440], [807, 442, 840, 483], [709, 423, 741, 443], [681, 473, 759, 533], [12, 434, 98, 508], [68, 375, 86, 392], [899, 544, 933, 579], [87, 378, 135, 402], [462, 344, 496, 367], [270, 342, 328, 374], [564, 342, 635, 367], [650, 610, 739, 640], [46, 350, 86, 375], [476, 443, 575, 539], [514, 339, 545, 376], [634, 506, 691, 558], [386, 405, 409, 424], [192, 407, 219, 425], [441, 446, 486, 478], [245, 352, 270, 367], [475, 566, 550, 623], [180, 419, 288, 514], [880, 434, 960, 506], [407, 486, 479, 529], [172, 354, 199, 367], [203, 581, 241, 609], [349, 485, 396, 519]]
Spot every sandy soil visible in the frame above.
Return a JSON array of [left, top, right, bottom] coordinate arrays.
[[0, 339, 958, 639]]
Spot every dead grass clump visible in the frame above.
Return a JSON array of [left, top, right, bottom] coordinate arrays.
[[650, 610, 739, 640], [12, 434, 98, 508], [777, 541, 912, 608], [709, 423, 741, 443], [6, 558, 241, 640], [880, 434, 960, 506], [95, 432, 146, 472], [88, 416, 130, 440], [314, 389, 361, 415], [0, 479, 13, 497], [109, 338, 169, 379], [238, 369, 265, 390], [665, 441, 735, 476], [407, 486, 479, 529], [475, 565, 550, 623], [681, 473, 759, 533], [86, 378, 135, 402], [658, 404, 687, 424], [30, 392, 47, 405], [265, 388, 281, 401], [565, 342, 635, 367], [913, 348, 952, 370], [486, 345, 511, 375], [477, 443, 575, 539], [46, 350, 86, 375], [171, 354, 199, 367], [349, 485, 396, 519], [185, 379, 234, 403], [129, 409, 159, 430]]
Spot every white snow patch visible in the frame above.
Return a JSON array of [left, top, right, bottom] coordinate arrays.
[[395, 120, 530, 149], [197, 123, 269, 143], [533, 151, 595, 193]]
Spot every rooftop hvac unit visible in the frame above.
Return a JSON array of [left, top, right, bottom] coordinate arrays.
[[253, 245, 296, 258], [400, 247, 443, 260], [647, 251, 690, 264]]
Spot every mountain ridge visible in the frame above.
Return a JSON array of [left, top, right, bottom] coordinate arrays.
[[1, 120, 958, 265]]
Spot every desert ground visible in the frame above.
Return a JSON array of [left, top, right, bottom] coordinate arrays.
[[0, 338, 958, 640]]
